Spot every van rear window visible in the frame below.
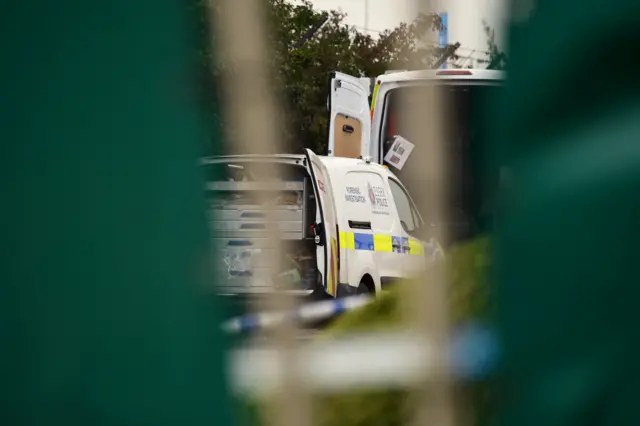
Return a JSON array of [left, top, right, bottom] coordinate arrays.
[[381, 83, 503, 243]]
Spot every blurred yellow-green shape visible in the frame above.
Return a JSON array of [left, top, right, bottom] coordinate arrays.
[[0, 2, 233, 425]]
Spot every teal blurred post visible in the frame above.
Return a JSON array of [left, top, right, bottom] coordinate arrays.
[[492, 1, 640, 425], [0, 2, 233, 425]]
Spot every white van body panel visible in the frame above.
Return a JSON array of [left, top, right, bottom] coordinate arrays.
[[321, 159, 393, 293], [327, 72, 371, 159], [318, 156, 428, 294]]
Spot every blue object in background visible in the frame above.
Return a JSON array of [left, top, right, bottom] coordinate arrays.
[[451, 322, 500, 381], [438, 12, 448, 69]]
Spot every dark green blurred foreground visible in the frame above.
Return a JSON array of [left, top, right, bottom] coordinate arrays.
[[0, 2, 232, 425], [493, 0, 640, 425]]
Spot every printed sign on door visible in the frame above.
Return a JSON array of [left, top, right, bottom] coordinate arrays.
[[383, 135, 415, 170]]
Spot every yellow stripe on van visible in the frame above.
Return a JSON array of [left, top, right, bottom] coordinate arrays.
[[408, 238, 424, 255], [373, 234, 393, 252], [339, 231, 355, 250], [328, 237, 338, 296], [370, 81, 381, 120]]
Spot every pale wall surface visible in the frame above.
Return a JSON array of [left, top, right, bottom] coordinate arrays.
[[306, 0, 508, 67]]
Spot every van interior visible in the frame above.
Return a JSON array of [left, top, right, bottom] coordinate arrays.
[[203, 160, 319, 295], [381, 83, 502, 244]]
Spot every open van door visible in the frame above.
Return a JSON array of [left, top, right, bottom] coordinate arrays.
[[327, 72, 371, 159], [304, 149, 340, 297]]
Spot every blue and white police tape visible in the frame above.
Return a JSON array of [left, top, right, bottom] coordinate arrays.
[[221, 295, 373, 334]]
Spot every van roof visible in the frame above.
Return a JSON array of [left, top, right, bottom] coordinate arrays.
[[377, 68, 505, 84], [319, 155, 399, 178], [201, 154, 397, 177], [201, 153, 306, 164]]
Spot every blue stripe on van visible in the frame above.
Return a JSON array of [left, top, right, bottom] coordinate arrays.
[[353, 233, 375, 251]]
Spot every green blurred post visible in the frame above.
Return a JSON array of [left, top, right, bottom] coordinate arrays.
[[493, 1, 640, 425], [0, 2, 233, 425]]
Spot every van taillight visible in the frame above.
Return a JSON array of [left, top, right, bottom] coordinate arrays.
[[436, 70, 472, 76]]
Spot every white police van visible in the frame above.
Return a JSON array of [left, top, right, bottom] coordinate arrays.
[[328, 69, 505, 243], [202, 149, 440, 298]]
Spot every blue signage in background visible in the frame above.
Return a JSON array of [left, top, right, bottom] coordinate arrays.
[[438, 12, 448, 69]]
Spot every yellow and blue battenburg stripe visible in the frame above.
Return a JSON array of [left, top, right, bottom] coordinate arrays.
[[339, 231, 426, 255]]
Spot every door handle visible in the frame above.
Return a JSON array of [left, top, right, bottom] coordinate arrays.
[[311, 222, 325, 246]]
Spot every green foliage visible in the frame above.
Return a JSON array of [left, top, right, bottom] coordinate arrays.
[[201, 0, 458, 155], [313, 236, 494, 426]]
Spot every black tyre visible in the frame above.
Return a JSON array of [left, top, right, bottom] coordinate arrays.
[[357, 280, 373, 295], [309, 286, 331, 301]]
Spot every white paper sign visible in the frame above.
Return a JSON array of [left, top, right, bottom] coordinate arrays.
[[383, 135, 415, 170]]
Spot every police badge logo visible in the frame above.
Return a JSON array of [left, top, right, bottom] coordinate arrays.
[[367, 182, 376, 205]]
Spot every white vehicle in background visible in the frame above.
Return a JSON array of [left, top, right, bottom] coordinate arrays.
[[202, 150, 438, 299], [327, 68, 506, 244]]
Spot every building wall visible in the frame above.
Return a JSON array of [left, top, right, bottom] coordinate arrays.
[[308, 0, 508, 68], [434, 0, 508, 68], [301, 0, 414, 37]]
